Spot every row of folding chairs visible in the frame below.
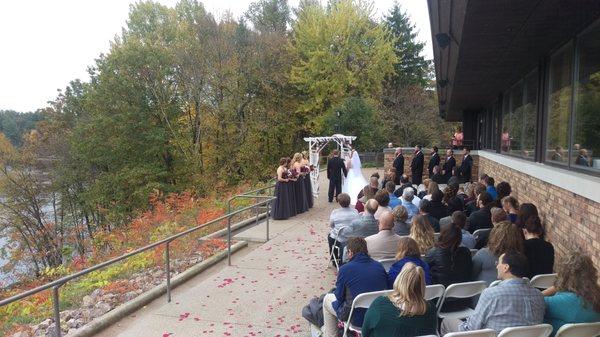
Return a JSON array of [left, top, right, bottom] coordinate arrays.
[[443, 322, 600, 337], [342, 273, 560, 337]]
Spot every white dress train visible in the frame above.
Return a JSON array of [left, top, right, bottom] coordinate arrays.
[[342, 150, 368, 205]]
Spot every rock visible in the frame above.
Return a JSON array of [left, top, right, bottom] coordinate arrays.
[[66, 318, 83, 329], [82, 295, 94, 307], [91, 301, 111, 318], [10, 331, 31, 337], [80, 308, 93, 322], [124, 291, 137, 301], [90, 288, 104, 299], [60, 310, 74, 321], [37, 319, 52, 330]]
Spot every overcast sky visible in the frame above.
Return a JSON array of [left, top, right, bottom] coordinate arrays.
[[0, 0, 432, 112]]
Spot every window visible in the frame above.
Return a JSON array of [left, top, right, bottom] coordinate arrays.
[[546, 43, 573, 165], [573, 24, 600, 172], [509, 81, 524, 156], [501, 92, 510, 153], [522, 71, 538, 160]]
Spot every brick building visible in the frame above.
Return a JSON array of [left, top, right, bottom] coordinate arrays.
[[385, 2, 600, 270]]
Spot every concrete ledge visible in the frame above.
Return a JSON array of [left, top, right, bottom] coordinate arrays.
[[68, 241, 248, 337]]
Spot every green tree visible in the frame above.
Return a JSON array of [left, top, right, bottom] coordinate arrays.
[[384, 3, 431, 88], [290, 0, 397, 133], [246, 0, 290, 34], [324, 97, 385, 150]]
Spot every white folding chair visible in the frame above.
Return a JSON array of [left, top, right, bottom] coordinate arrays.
[[497, 323, 553, 337], [378, 258, 396, 272], [555, 322, 600, 337], [444, 329, 496, 337], [343, 289, 393, 337], [472, 228, 491, 243], [488, 280, 501, 288], [529, 273, 557, 290], [434, 232, 441, 242], [437, 281, 487, 321], [425, 284, 445, 310], [330, 226, 349, 270]]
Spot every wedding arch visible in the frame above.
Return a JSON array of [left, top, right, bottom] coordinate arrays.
[[303, 134, 356, 198]]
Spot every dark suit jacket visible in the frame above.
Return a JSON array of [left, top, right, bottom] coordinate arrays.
[[428, 153, 440, 176], [459, 155, 473, 182], [468, 207, 492, 234], [442, 156, 456, 181], [327, 156, 347, 181], [393, 154, 404, 178], [411, 151, 424, 175]]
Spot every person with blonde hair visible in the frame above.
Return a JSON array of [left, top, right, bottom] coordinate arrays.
[[392, 205, 410, 236], [542, 251, 600, 336], [472, 221, 524, 285], [291, 152, 309, 214], [423, 181, 439, 201], [387, 237, 432, 285], [409, 215, 435, 255], [361, 263, 438, 337]]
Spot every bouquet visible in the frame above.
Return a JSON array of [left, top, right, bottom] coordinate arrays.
[[289, 168, 299, 179], [300, 165, 310, 173]]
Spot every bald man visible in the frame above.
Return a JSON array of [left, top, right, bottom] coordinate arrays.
[[364, 211, 402, 260], [349, 199, 379, 238]]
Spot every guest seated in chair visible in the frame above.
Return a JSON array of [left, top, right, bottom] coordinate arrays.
[[362, 263, 438, 337], [322, 237, 389, 337], [388, 237, 432, 286], [542, 250, 600, 337], [441, 250, 545, 335]]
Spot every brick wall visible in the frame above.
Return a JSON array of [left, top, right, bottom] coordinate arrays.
[[477, 156, 600, 271], [383, 147, 479, 182]]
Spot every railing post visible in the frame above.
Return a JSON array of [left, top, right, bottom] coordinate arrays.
[[52, 285, 62, 337], [165, 241, 171, 303], [255, 196, 259, 226], [227, 200, 232, 266], [266, 201, 270, 242]]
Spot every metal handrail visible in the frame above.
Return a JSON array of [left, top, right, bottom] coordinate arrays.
[[0, 185, 276, 337]]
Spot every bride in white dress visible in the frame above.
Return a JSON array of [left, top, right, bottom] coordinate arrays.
[[342, 148, 368, 205]]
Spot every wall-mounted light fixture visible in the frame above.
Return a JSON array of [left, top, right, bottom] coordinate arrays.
[[435, 33, 451, 49]]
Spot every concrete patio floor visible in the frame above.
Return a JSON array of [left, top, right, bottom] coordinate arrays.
[[95, 168, 382, 337]]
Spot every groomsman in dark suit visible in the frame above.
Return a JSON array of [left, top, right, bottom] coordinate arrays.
[[442, 148, 456, 183], [428, 146, 440, 177], [392, 147, 404, 185], [459, 147, 473, 183], [410, 145, 424, 186], [327, 150, 348, 202]]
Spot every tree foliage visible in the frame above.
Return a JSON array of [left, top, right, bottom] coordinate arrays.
[[0, 110, 44, 147]]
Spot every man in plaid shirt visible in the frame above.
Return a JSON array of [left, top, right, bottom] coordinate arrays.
[[441, 250, 545, 334]]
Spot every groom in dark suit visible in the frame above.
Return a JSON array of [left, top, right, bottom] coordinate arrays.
[[327, 150, 348, 202]]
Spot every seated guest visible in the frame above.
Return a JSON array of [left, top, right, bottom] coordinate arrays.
[[328, 193, 359, 263], [478, 173, 488, 185], [417, 179, 431, 199], [409, 215, 435, 255], [473, 206, 508, 249], [381, 168, 396, 191], [428, 189, 448, 220], [542, 251, 600, 337], [357, 176, 380, 202], [350, 199, 379, 238], [484, 176, 498, 200], [388, 237, 432, 285], [373, 189, 392, 221], [472, 221, 524, 285], [492, 181, 512, 208], [502, 196, 519, 223], [362, 263, 437, 337], [365, 211, 403, 260], [465, 183, 486, 217], [430, 165, 445, 184], [442, 181, 459, 204], [440, 196, 464, 229], [523, 216, 554, 278], [442, 250, 545, 335], [392, 205, 410, 236], [322, 237, 390, 337], [516, 203, 539, 229], [468, 192, 493, 234], [418, 199, 440, 232], [356, 183, 377, 213], [424, 224, 473, 287], [386, 181, 401, 209], [452, 211, 475, 249], [400, 188, 419, 222], [393, 174, 417, 198]]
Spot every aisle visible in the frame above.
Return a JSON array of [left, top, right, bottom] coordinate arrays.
[[95, 168, 380, 337]]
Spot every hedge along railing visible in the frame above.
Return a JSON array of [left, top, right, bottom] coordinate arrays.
[[0, 185, 276, 337]]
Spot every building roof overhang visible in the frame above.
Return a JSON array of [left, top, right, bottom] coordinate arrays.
[[428, 0, 600, 122]]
